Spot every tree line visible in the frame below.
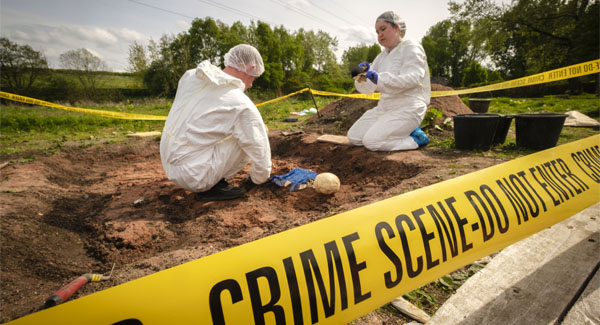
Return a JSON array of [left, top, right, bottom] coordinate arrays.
[[1, 0, 598, 103], [423, 0, 599, 93], [127, 18, 383, 99]]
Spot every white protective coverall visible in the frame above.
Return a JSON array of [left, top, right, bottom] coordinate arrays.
[[160, 61, 272, 192], [347, 39, 431, 151]]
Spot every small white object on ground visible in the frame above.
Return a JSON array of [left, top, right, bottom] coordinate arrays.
[[314, 172, 340, 194]]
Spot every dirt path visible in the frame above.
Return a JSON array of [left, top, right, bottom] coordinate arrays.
[[0, 130, 506, 323]]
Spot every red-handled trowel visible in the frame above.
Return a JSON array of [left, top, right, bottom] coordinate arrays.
[[44, 263, 115, 308]]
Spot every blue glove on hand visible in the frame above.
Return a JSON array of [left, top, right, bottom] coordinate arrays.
[[271, 168, 318, 191], [358, 62, 370, 72], [366, 70, 378, 84]]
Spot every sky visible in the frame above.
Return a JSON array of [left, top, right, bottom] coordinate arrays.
[[1, 0, 460, 72]]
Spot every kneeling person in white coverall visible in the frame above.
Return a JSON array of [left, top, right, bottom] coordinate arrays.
[[348, 11, 431, 151], [160, 44, 272, 201]]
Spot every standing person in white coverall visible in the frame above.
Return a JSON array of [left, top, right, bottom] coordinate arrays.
[[160, 44, 272, 201], [347, 11, 431, 151]]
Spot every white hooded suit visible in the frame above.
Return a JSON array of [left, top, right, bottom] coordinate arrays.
[[348, 39, 431, 151], [160, 61, 271, 192]]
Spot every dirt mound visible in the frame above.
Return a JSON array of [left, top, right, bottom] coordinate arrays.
[[304, 84, 471, 135], [429, 84, 473, 118], [304, 96, 377, 135]]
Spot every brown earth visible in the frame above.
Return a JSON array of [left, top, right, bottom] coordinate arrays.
[[0, 86, 504, 323]]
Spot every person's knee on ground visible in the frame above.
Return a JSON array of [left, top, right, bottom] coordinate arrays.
[[347, 132, 364, 146], [362, 130, 420, 151], [347, 122, 367, 146], [361, 128, 392, 151]]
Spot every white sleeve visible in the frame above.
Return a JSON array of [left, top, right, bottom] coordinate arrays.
[[232, 107, 272, 184], [377, 44, 428, 94]]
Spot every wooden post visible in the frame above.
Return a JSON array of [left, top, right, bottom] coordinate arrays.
[[307, 86, 320, 118]]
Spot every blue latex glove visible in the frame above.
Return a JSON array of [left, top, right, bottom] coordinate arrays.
[[271, 168, 318, 191], [410, 127, 430, 147], [358, 62, 370, 72], [366, 70, 378, 84]]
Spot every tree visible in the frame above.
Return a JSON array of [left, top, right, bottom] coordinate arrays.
[[220, 22, 250, 57], [143, 35, 180, 96], [127, 41, 149, 76], [422, 19, 477, 87], [186, 17, 223, 65], [59, 48, 108, 96], [449, 0, 599, 86], [138, 19, 352, 96], [366, 43, 381, 63], [144, 60, 178, 97], [487, 69, 503, 83], [253, 22, 284, 93], [274, 25, 307, 93], [462, 60, 488, 87], [341, 43, 381, 76], [0, 37, 48, 91]]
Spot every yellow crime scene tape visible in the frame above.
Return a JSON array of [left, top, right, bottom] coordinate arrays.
[[431, 59, 600, 97], [8, 135, 600, 324], [2, 59, 598, 118]]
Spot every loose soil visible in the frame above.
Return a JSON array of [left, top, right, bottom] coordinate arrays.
[[1, 86, 505, 323]]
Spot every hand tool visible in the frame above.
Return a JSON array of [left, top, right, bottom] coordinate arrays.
[[44, 263, 115, 308]]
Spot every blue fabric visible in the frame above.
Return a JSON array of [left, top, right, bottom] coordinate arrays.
[[366, 70, 378, 84], [358, 62, 370, 71], [410, 127, 430, 146], [271, 168, 318, 191]]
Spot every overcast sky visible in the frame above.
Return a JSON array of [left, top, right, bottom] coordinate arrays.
[[2, 0, 466, 72]]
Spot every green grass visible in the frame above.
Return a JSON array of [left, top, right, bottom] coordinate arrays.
[[0, 95, 336, 156], [1, 94, 598, 159], [0, 101, 168, 156], [95, 74, 144, 89], [256, 95, 339, 130], [33, 70, 144, 89], [485, 93, 599, 117]]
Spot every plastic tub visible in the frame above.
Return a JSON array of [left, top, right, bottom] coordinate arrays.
[[468, 98, 492, 113], [515, 113, 568, 150], [453, 113, 500, 150], [492, 114, 514, 145]]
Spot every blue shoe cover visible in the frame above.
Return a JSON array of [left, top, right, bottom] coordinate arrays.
[[410, 128, 429, 147]]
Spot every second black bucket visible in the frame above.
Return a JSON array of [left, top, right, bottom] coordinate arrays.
[[468, 98, 492, 113], [492, 114, 514, 145], [515, 113, 568, 150], [453, 113, 500, 150]]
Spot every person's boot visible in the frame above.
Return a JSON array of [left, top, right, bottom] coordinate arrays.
[[194, 179, 245, 201]]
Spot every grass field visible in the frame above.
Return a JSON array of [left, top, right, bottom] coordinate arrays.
[[31, 70, 145, 89], [1, 93, 598, 158]]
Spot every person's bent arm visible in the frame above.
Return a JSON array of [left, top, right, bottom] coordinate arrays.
[[233, 108, 272, 184], [377, 44, 428, 94]]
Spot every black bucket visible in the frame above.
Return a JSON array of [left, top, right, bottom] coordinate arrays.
[[453, 113, 500, 150], [515, 113, 568, 150], [468, 98, 492, 113], [492, 114, 514, 145]]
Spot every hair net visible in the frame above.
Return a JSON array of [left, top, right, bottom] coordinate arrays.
[[377, 11, 407, 38], [223, 44, 265, 77]]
